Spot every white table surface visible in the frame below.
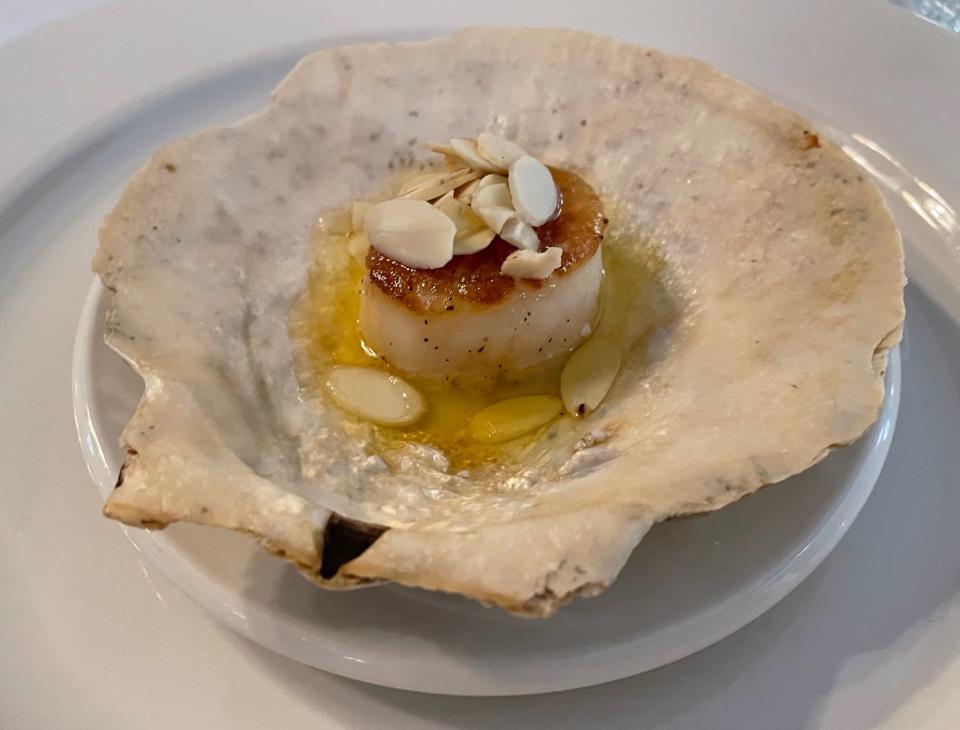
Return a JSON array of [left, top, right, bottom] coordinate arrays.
[[2, 1, 959, 728]]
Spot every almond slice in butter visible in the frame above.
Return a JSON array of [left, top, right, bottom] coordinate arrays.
[[326, 366, 426, 426], [560, 337, 621, 416], [468, 395, 563, 443]]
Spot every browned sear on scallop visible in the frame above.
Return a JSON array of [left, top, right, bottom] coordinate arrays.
[[365, 167, 605, 314]]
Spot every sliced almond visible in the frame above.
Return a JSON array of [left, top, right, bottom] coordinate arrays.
[[508, 155, 559, 226], [435, 192, 482, 233], [347, 231, 370, 262], [455, 177, 483, 204], [501, 246, 561, 279], [453, 227, 496, 255], [351, 201, 372, 231], [434, 193, 494, 255], [434, 189, 455, 207], [365, 198, 455, 269], [560, 337, 621, 416], [468, 395, 563, 443], [450, 137, 502, 173], [325, 366, 426, 426], [471, 182, 513, 212], [426, 141, 457, 157], [399, 170, 443, 195], [398, 167, 481, 202], [475, 206, 515, 235], [318, 207, 352, 235], [477, 132, 527, 170], [477, 173, 508, 191], [499, 216, 541, 251]]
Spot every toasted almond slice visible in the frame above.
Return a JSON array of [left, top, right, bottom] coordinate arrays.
[[475, 206, 515, 234], [508, 155, 559, 226], [477, 132, 527, 170], [318, 207, 352, 235], [402, 167, 473, 193], [347, 231, 370, 262], [476, 173, 507, 191], [399, 167, 481, 202], [365, 198, 455, 269], [426, 141, 457, 157], [326, 366, 426, 426], [560, 337, 621, 416], [435, 191, 477, 227], [351, 201, 372, 231], [455, 177, 483, 204], [499, 216, 541, 251], [450, 137, 502, 172], [435, 192, 487, 238], [399, 170, 443, 194], [454, 227, 496, 255], [471, 182, 513, 212], [468, 395, 563, 443], [501, 246, 560, 279]]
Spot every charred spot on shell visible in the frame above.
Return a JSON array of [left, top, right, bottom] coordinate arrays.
[[318, 513, 388, 579], [115, 447, 139, 489], [802, 130, 821, 150]]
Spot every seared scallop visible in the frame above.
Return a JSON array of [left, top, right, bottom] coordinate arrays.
[[359, 168, 606, 381]]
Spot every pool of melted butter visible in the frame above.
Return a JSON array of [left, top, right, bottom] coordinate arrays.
[[290, 207, 671, 473]]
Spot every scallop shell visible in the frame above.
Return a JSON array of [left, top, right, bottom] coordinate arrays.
[[93, 28, 904, 617]]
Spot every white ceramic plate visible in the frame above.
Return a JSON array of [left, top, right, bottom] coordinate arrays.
[[68, 47, 901, 694], [5, 1, 960, 725]]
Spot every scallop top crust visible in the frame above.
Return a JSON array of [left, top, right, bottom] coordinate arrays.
[[366, 167, 602, 313], [93, 28, 904, 617]]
